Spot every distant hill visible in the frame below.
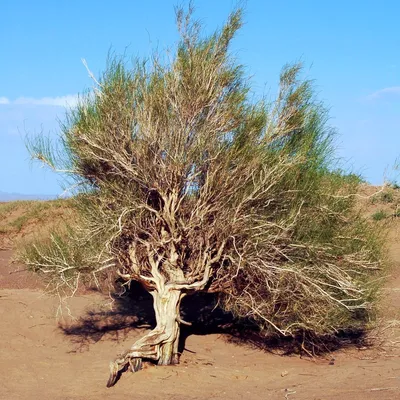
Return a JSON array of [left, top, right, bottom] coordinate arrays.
[[0, 191, 57, 202], [0, 197, 74, 249]]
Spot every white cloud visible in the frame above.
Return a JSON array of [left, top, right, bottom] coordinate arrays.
[[367, 86, 400, 100], [0, 94, 78, 107], [14, 94, 79, 107]]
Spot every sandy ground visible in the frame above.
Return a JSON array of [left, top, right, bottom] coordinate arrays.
[[1, 221, 400, 399]]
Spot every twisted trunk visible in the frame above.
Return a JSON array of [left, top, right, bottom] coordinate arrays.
[[153, 289, 182, 365], [107, 288, 184, 387]]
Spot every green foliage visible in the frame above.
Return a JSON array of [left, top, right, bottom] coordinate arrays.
[[372, 210, 388, 221], [380, 192, 394, 203], [371, 191, 394, 204]]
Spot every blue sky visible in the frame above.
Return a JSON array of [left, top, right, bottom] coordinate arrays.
[[1, 0, 399, 195]]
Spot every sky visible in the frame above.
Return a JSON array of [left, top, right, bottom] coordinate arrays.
[[1, 0, 399, 195]]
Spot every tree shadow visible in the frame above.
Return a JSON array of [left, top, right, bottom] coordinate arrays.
[[181, 294, 369, 357], [60, 282, 237, 353], [60, 282, 370, 357], [61, 281, 156, 352]]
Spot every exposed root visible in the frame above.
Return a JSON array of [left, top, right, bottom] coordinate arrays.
[[129, 357, 143, 372], [107, 323, 180, 386], [106, 341, 180, 387], [107, 354, 144, 387], [107, 289, 183, 387], [107, 344, 156, 387]]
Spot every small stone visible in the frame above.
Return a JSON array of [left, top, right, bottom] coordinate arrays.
[[281, 370, 288, 377]]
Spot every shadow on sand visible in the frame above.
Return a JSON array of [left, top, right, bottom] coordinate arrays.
[[60, 281, 237, 354], [60, 281, 369, 357]]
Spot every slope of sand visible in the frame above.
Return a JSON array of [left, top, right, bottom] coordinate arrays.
[[1, 194, 400, 399]]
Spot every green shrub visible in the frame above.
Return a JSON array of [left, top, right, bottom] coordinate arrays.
[[21, 4, 388, 384], [372, 210, 388, 221]]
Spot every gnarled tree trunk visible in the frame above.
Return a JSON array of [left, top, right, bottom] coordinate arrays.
[[107, 287, 184, 387], [153, 288, 183, 365]]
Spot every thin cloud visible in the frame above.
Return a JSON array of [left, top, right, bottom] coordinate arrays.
[[0, 94, 78, 107], [367, 86, 400, 100]]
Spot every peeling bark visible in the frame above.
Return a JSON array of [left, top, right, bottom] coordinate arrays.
[[107, 288, 183, 387]]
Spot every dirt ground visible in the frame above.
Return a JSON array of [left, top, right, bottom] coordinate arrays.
[[1, 195, 400, 399]]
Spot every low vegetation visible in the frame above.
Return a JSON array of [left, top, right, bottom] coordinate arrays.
[[367, 185, 400, 220], [372, 210, 388, 221], [0, 199, 74, 249]]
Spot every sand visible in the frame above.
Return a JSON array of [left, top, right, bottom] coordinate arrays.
[[1, 212, 400, 399]]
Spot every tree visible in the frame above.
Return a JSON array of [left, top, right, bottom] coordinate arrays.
[[24, 5, 384, 387]]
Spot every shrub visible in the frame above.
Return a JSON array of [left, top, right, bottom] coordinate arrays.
[[21, 5, 386, 387], [372, 210, 388, 221]]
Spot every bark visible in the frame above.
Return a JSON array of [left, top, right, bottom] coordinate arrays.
[[107, 287, 184, 387], [153, 289, 182, 365]]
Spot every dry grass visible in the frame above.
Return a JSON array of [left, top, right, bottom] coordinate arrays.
[[0, 199, 75, 249]]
